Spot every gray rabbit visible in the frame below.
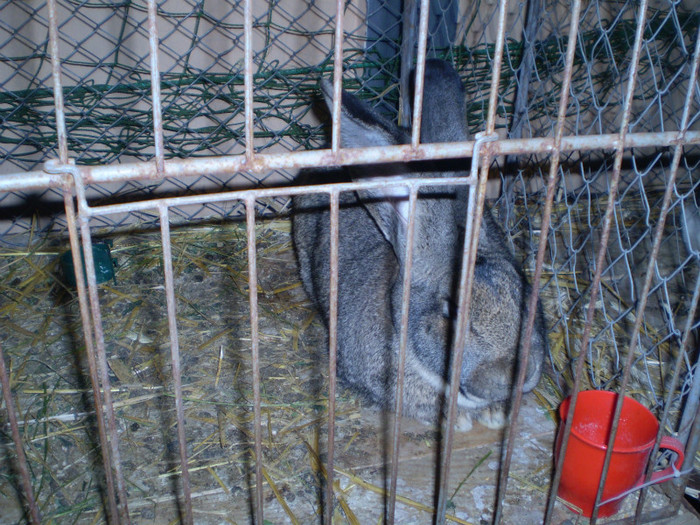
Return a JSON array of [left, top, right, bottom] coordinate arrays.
[[292, 59, 546, 430]]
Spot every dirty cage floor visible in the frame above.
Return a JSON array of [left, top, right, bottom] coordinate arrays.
[[0, 218, 694, 524]]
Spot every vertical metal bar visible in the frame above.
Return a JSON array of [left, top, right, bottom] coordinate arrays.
[[73, 169, 132, 524], [47, 0, 68, 163], [387, 187, 418, 525], [330, 0, 345, 153], [327, 16, 344, 517], [677, 292, 700, 449], [436, 132, 496, 524], [587, 1, 651, 521], [158, 204, 193, 525], [668, 39, 700, 456], [535, 2, 651, 521], [437, 1, 510, 523], [62, 183, 121, 525], [504, 0, 580, 520], [399, 0, 418, 127], [409, 0, 431, 148], [641, 267, 698, 518], [147, 0, 165, 176], [245, 196, 264, 525], [244, 0, 254, 160], [503, 0, 542, 207], [634, 24, 700, 523], [0, 342, 41, 525], [670, 381, 700, 509], [506, 0, 541, 147], [325, 190, 340, 524], [483, 0, 509, 136]]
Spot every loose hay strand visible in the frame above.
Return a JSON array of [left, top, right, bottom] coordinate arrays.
[[262, 467, 301, 525], [333, 467, 474, 525]]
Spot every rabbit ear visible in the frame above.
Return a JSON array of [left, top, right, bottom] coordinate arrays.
[[320, 78, 411, 261], [411, 59, 469, 145], [320, 79, 404, 149]]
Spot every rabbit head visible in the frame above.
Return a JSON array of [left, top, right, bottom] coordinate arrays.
[[319, 77, 465, 380]]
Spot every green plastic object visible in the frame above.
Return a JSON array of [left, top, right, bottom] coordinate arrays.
[[60, 242, 115, 287]]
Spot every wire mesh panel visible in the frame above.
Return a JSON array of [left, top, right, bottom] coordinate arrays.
[[0, 0, 699, 524]]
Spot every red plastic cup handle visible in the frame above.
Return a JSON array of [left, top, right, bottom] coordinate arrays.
[[645, 436, 685, 486]]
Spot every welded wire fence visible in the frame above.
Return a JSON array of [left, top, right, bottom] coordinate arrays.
[[0, 0, 699, 524]]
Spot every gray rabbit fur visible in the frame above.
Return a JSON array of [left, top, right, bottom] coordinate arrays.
[[292, 59, 546, 430]]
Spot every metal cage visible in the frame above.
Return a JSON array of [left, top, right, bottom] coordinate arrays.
[[0, 0, 699, 524]]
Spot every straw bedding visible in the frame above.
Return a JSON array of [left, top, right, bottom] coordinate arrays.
[[0, 188, 696, 522]]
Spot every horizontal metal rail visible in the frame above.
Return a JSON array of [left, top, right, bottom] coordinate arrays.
[[2, 130, 698, 194]]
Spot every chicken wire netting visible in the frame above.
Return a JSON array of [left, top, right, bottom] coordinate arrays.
[[0, 0, 699, 521]]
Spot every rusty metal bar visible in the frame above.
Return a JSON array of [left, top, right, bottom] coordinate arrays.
[[437, 0, 511, 522], [158, 204, 194, 525], [5, 130, 700, 193], [0, 342, 41, 525], [399, 0, 418, 127], [484, 0, 509, 135], [502, 0, 543, 210], [147, 0, 165, 176], [47, 0, 68, 164], [525, 0, 581, 519], [72, 167, 132, 524], [436, 132, 497, 524], [542, 1, 651, 519], [634, 23, 700, 523], [670, 383, 700, 510], [245, 195, 264, 525], [325, 191, 340, 525], [409, 0, 431, 148], [244, 0, 254, 160], [387, 187, 419, 524], [650, 266, 699, 514], [330, 0, 344, 152], [507, 0, 542, 151], [504, 7, 583, 525], [676, 290, 700, 448], [588, 1, 651, 521], [61, 178, 121, 525], [62, 176, 470, 219]]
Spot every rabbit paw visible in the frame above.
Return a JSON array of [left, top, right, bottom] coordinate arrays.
[[453, 410, 473, 432], [477, 404, 508, 429]]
